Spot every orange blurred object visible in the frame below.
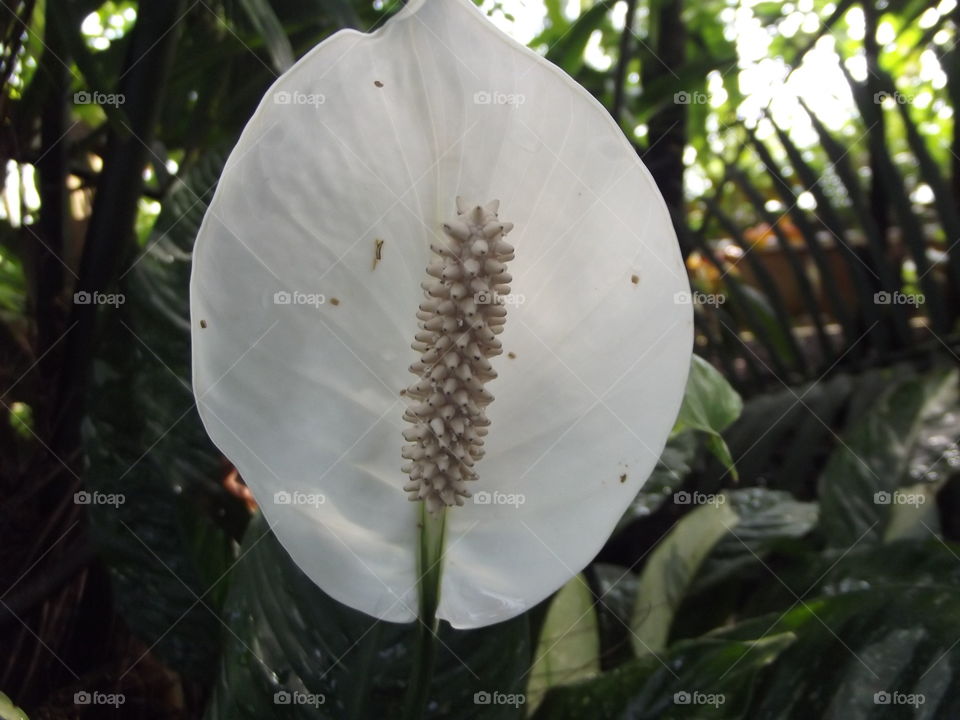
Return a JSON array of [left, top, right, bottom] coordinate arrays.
[[223, 465, 258, 512]]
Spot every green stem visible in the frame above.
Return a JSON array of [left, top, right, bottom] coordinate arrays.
[[401, 505, 446, 720]]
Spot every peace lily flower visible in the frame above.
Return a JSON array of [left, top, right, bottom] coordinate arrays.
[[190, 0, 692, 631]]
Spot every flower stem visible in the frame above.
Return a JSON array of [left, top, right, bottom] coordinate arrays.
[[402, 505, 446, 720]]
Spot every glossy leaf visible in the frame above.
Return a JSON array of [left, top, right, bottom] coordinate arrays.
[[532, 632, 794, 719], [673, 355, 742, 479], [818, 366, 957, 547], [83, 147, 239, 678], [630, 496, 738, 655], [526, 575, 600, 713], [205, 514, 530, 720]]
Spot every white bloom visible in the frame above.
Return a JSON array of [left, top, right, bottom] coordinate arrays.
[[190, 0, 692, 629]]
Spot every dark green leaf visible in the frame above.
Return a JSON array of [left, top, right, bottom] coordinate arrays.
[[818, 366, 957, 547], [691, 487, 818, 592], [83, 147, 240, 679], [206, 513, 531, 720]]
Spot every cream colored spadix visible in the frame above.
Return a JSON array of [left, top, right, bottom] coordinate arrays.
[[402, 199, 513, 512], [190, 0, 693, 629]]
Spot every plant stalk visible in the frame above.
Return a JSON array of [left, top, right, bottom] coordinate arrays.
[[401, 505, 446, 719]]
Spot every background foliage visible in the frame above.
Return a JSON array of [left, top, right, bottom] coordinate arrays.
[[1, 0, 959, 718]]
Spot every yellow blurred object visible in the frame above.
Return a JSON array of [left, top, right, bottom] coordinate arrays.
[[685, 250, 726, 293]]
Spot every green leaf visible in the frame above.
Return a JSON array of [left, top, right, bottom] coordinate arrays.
[[237, 0, 295, 72], [691, 488, 818, 593], [537, 540, 960, 718], [882, 482, 941, 543], [532, 632, 794, 719], [526, 575, 600, 713], [206, 513, 531, 720], [674, 355, 742, 437], [544, 1, 613, 75], [83, 147, 241, 678], [0, 693, 28, 720], [673, 355, 742, 479], [722, 544, 960, 718], [630, 497, 739, 655], [818, 366, 958, 547]]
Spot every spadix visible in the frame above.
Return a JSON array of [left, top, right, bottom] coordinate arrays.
[[402, 199, 514, 512], [190, 0, 693, 629]]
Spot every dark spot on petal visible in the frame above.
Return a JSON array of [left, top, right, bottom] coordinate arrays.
[[374, 80, 384, 87], [631, 274, 639, 285], [507, 351, 516, 359], [199, 319, 207, 329], [330, 297, 341, 306], [620, 473, 627, 483]]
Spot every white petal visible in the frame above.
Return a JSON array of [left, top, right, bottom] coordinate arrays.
[[191, 0, 691, 627]]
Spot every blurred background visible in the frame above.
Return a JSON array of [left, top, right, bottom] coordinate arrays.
[[0, 0, 958, 718]]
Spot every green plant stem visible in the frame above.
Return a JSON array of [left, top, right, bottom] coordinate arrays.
[[401, 505, 446, 720]]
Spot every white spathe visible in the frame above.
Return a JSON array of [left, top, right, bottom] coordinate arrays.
[[190, 0, 693, 629]]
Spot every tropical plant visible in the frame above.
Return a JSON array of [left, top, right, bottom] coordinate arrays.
[[1, 0, 959, 718]]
